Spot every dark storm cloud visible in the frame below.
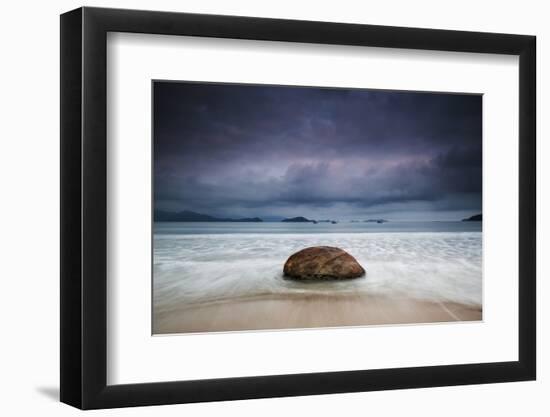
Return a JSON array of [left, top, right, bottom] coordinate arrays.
[[154, 81, 482, 220]]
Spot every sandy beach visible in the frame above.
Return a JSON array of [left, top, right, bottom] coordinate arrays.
[[153, 224, 482, 335], [153, 293, 482, 334]]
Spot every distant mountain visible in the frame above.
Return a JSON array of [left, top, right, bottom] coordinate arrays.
[[462, 213, 482, 222], [155, 210, 263, 222], [281, 216, 313, 223]]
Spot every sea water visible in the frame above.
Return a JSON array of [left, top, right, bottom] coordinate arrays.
[[153, 222, 482, 313]]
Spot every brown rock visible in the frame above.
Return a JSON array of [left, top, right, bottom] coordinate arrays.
[[283, 246, 365, 280]]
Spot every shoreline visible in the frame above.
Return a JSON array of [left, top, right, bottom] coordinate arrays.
[[153, 293, 482, 335]]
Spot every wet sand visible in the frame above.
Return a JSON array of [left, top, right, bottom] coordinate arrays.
[[153, 294, 482, 335]]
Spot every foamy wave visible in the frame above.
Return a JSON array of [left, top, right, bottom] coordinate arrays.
[[153, 232, 482, 314]]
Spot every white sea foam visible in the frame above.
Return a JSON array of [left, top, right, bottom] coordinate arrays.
[[153, 232, 482, 314]]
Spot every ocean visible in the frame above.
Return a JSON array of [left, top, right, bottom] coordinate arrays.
[[153, 222, 482, 317]]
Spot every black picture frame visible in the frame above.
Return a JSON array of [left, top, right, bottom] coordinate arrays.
[[60, 6, 536, 410]]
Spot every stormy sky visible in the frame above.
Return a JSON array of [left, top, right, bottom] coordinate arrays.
[[153, 81, 482, 221]]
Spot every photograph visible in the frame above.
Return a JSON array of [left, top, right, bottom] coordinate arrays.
[[152, 81, 483, 334]]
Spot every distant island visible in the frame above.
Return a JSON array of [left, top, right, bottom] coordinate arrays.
[[462, 213, 482, 222], [364, 219, 388, 224], [281, 216, 315, 223], [281, 217, 340, 224], [155, 210, 263, 222]]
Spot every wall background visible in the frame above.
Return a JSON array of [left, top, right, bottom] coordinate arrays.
[[0, 0, 545, 415]]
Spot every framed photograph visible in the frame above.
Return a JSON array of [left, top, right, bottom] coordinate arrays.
[[60, 7, 536, 409]]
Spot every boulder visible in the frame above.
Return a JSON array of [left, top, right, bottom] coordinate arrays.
[[283, 246, 365, 280]]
